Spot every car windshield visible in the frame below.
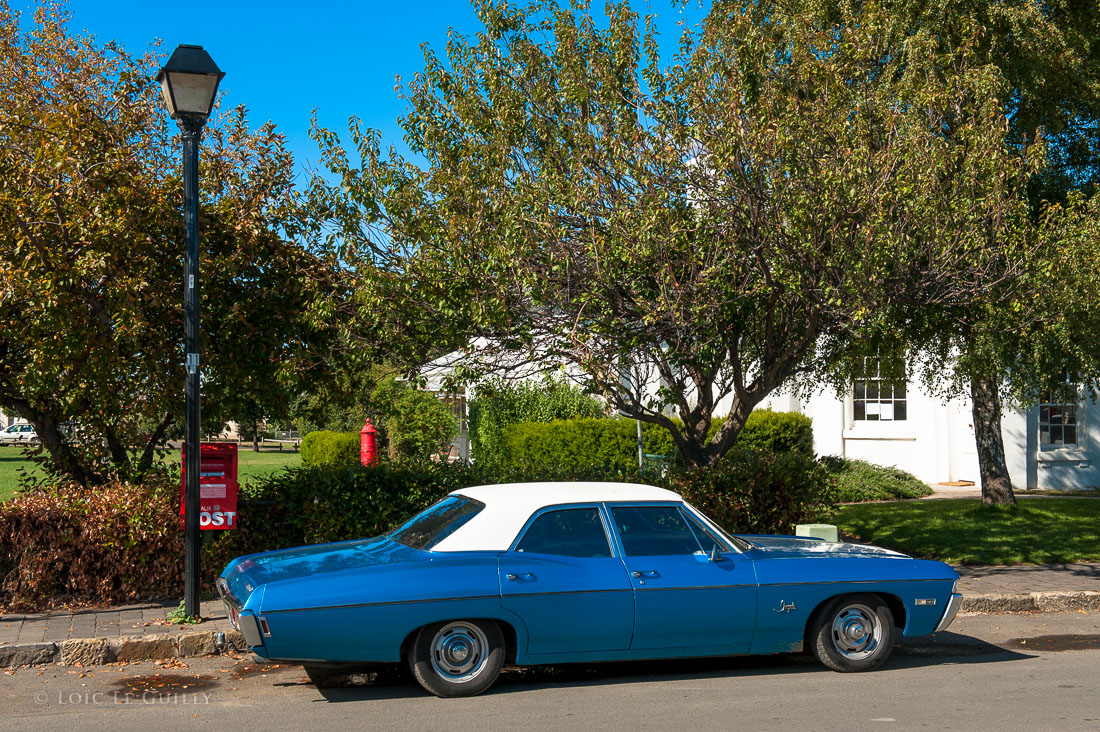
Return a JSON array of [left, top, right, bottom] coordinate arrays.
[[389, 495, 485, 551]]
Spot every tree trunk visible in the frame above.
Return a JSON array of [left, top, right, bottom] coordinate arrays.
[[13, 404, 99, 486], [969, 371, 1017, 506], [252, 421, 260, 453]]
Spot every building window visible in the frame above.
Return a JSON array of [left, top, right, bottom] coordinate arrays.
[[1039, 382, 1080, 448], [853, 358, 907, 421]]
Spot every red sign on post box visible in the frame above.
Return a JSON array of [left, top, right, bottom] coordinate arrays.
[[180, 442, 239, 530]]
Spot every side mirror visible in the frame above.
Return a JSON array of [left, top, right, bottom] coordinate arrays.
[[709, 547, 728, 562]]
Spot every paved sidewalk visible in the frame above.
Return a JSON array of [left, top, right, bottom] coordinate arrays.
[[0, 599, 231, 648], [956, 563, 1100, 595]]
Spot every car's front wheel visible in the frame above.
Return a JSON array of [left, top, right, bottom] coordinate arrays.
[[408, 619, 505, 697], [810, 594, 895, 672]]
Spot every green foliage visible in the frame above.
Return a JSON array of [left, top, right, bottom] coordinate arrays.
[[469, 376, 606, 465], [0, 4, 328, 485], [833, 498, 1100, 565], [301, 431, 360, 468], [166, 599, 202, 625], [737, 411, 815, 459], [819, 457, 933, 503], [500, 418, 673, 473], [497, 410, 813, 473], [672, 448, 834, 536], [308, 0, 1034, 469], [368, 377, 458, 459]]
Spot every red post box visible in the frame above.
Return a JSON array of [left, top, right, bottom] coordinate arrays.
[[360, 419, 379, 466], [180, 442, 239, 530]]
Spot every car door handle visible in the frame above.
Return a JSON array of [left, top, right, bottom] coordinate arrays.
[[506, 572, 534, 581], [632, 570, 658, 578]]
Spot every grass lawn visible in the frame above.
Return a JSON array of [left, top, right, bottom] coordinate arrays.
[[0, 445, 300, 503], [832, 497, 1100, 565]]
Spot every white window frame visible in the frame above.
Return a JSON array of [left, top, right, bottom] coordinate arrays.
[[1037, 380, 1085, 453], [851, 358, 908, 423]]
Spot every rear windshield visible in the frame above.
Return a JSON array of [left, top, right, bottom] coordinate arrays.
[[389, 495, 485, 550]]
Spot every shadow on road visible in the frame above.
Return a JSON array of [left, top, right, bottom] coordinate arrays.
[[297, 632, 1035, 702]]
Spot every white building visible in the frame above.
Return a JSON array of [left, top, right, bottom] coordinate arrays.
[[758, 371, 1098, 492]]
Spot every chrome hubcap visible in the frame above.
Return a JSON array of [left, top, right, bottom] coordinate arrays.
[[430, 623, 488, 683], [830, 604, 882, 661]]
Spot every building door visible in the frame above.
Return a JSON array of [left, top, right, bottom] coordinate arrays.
[[948, 398, 979, 482]]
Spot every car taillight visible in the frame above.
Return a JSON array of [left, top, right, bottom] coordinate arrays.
[[259, 617, 271, 636]]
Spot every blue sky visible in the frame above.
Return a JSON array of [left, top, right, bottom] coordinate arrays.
[[15, 0, 708, 181]]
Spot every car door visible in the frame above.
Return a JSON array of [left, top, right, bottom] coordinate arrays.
[[609, 503, 757, 652], [499, 505, 634, 656]]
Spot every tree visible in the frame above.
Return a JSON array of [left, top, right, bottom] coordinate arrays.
[[305, 0, 1033, 468], [0, 1, 327, 484], [824, 0, 1100, 505]]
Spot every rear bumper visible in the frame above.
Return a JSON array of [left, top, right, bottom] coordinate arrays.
[[935, 593, 963, 632], [217, 576, 264, 648]]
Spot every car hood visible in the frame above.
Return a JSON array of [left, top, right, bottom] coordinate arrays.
[[221, 536, 423, 605], [740, 535, 910, 559]]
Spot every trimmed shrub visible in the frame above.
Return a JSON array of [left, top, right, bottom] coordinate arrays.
[[672, 448, 834, 535], [0, 476, 185, 610], [498, 410, 814, 472], [500, 418, 673, 472], [738, 410, 814, 458], [301, 430, 360, 468], [820, 456, 933, 502], [468, 376, 605, 465]]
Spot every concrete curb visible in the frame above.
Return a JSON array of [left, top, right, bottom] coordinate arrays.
[[960, 591, 1100, 615], [0, 629, 246, 669], [3, 591, 1099, 668]]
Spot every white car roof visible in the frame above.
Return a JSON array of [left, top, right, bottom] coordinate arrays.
[[430, 481, 682, 552]]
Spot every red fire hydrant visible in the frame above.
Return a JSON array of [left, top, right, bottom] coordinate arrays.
[[360, 419, 379, 466]]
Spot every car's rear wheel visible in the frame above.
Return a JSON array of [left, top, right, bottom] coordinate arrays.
[[408, 619, 505, 697], [810, 594, 895, 672]]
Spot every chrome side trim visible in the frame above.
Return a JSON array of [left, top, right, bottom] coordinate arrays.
[[935, 593, 963, 632], [634, 583, 757, 592], [763, 578, 947, 588], [262, 594, 501, 615]]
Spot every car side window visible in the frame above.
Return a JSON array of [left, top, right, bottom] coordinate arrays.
[[611, 505, 703, 557], [680, 509, 728, 554], [515, 508, 612, 558]]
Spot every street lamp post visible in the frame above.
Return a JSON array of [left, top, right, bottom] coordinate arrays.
[[157, 45, 224, 618]]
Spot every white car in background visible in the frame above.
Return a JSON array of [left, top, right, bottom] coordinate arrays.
[[0, 423, 38, 445]]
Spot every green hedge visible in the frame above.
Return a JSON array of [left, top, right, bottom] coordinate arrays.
[[820, 456, 933, 502], [468, 376, 605, 466], [498, 410, 813, 472], [673, 447, 834, 535], [301, 431, 360, 468]]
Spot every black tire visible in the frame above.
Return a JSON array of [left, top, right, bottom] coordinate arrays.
[[408, 619, 505, 698], [810, 594, 895, 672]]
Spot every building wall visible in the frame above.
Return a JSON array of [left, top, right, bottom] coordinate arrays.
[[759, 381, 1100, 491]]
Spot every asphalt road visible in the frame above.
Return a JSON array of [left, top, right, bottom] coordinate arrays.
[[2, 611, 1098, 732]]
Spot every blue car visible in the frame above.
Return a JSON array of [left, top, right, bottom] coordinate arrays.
[[217, 482, 961, 697]]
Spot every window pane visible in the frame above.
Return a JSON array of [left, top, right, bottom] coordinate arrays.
[[1039, 406, 1050, 424], [1052, 426, 1064, 444], [854, 402, 865, 420], [1064, 407, 1078, 425], [854, 382, 865, 400], [894, 401, 907, 421], [515, 508, 611, 558], [1064, 426, 1077, 445], [681, 510, 727, 554], [866, 383, 879, 400], [611, 505, 701, 556], [1040, 426, 1051, 444], [390, 496, 485, 550], [895, 384, 906, 399]]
